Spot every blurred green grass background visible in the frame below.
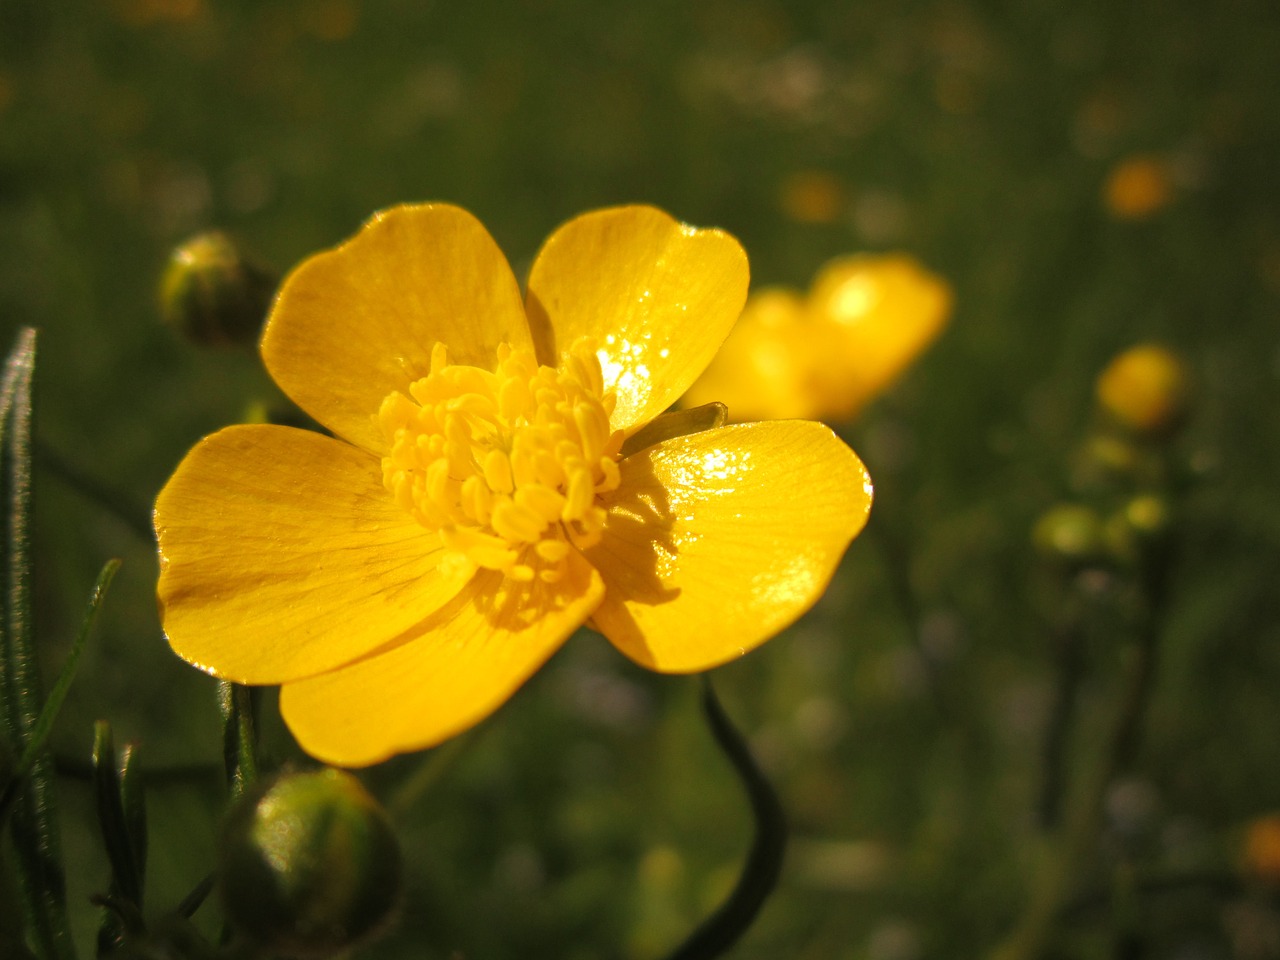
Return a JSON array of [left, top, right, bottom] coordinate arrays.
[[3, 0, 1280, 957]]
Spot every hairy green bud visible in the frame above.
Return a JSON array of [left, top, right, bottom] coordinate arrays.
[[218, 768, 403, 958], [159, 231, 276, 346]]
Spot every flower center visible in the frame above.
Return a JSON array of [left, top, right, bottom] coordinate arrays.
[[377, 338, 624, 584]]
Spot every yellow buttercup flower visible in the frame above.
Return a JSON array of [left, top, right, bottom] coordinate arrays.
[[683, 253, 951, 423], [155, 204, 873, 767]]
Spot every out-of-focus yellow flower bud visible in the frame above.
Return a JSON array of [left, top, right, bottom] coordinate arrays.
[[218, 768, 402, 958], [1121, 494, 1170, 541], [1033, 503, 1107, 567], [1242, 814, 1280, 885], [1103, 155, 1173, 221], [1095, 343, 1192, 437], [159, 231, 276, 347], [805, 254, 952, 421], [778, 170, 848, 225]]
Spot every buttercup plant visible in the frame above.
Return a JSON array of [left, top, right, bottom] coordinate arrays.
[[154, 204, 873, 767]]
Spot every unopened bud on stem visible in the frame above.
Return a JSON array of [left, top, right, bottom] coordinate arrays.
[[159, 231, 276, 347], [218, 768, 403, 958]]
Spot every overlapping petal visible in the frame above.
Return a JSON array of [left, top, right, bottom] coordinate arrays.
[[581, 421, 872, 673], [524, 205, 749, 435], [155, 424, 463, 684], [806, 254, 952, 420], [262, 204, 532, 452], [680, 288, 830, 421], [279, 551, 604, 766], [683, 252, 951, 424]]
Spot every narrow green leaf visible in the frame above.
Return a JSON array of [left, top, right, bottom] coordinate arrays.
[[93, 722, 143, 907], [175, 873, 215, 920], [16, 560, 121, 778], [663, 677, 787, 960], [94, 723, 147, 956], [93, 744, 150, 954], [2, 327, 76, 960], [218, 681, 258, 799], [1, 559, 121, 826], [117, 743, 147, 900]]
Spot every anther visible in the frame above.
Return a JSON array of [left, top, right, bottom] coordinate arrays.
[[378, 340, 622, 582]]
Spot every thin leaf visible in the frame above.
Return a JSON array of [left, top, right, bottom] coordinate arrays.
[[0, 559, 121, 826], [175, 873, 215, 920], [16, 560, 121, 778], [93, 722, 143, 907], [117, 743, 147, 900], [663, 677, 787, 960]]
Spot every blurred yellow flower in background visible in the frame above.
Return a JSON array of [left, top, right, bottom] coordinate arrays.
[[1103, 154, 1174, 221], [154, 204, 873, 766], [1243, 814, 1280, 885], [683, 253, 952, 423], [1095, 342, 1192, 437]]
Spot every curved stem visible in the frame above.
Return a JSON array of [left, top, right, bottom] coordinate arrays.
[[662, 677, 786, 960]]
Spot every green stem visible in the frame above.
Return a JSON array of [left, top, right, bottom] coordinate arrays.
[[1, 329, 75, 960], [991, 557, 1171, 960], [218, 682, 258, 799], [34, 443, 151, 544], [1035, 599, 1088, 831], [388, 732, 473, 822], [661, 677, 786, 960]]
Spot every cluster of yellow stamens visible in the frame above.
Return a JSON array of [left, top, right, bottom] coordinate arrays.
[[378, 338, 625, 584]]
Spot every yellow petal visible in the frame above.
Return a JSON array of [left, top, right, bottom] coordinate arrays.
[[262, 204, 532, 452], [155, 424, 462, 684], [806, 254, 952, 420], [582, 421, 872, 673], [524, 206, 749, 434], [278, 550, 604, 766], [681, 287, 831, 421]]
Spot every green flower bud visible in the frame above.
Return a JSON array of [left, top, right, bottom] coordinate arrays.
[[1122, 494, 1171, 540], [159, 231, 276, 347], [218, 768, 402, 958], [1104, 494, 1172, 565], [1033, 503, 1107, 567]]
